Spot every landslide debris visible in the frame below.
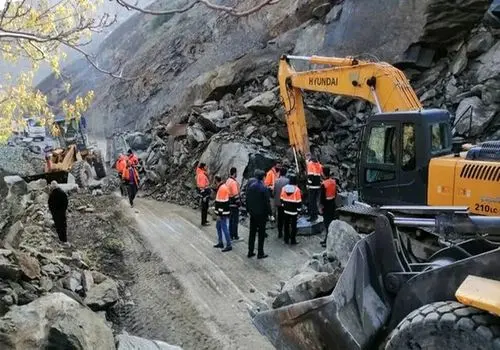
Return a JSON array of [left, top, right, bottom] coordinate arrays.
[[0, 176, 185, 349]]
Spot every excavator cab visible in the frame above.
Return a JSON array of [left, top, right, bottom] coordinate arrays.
[[358, 109, 452, 206]]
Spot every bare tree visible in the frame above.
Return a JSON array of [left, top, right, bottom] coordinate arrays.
[[114, 0, 281, 17]]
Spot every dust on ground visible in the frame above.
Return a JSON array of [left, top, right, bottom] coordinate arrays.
[[67, 193, 222, 349]]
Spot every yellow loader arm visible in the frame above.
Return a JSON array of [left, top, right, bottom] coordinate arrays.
[[278, 55, 423, 156]]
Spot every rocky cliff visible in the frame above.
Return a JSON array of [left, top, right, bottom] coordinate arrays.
[[39, 0, 500, 199]]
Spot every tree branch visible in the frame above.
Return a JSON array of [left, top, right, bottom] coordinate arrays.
[[114, 0, 281, 16]]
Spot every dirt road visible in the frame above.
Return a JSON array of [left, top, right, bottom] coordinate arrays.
[[130, 197, 322, 350]]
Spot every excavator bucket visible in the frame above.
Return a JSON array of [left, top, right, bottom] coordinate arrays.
[[252, 216, 402, 350]]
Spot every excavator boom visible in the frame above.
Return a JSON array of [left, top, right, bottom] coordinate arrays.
[[278, 55, 422, 155]]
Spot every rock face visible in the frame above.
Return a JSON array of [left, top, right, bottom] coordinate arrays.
[[38, 0, 491, 137], [0, 292, 115, 350], [116, 332, 183, 350]]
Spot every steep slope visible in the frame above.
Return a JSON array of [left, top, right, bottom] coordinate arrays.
[[38, 0, 490, 137]]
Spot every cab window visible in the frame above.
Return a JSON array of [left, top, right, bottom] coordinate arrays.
[[402, 123, 416, 171], [365, 124, 397, 183], [430, 122, 450, 154]]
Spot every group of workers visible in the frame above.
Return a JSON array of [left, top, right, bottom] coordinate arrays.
[[195, 153, 338, 258], [115, 149, 140, 207]]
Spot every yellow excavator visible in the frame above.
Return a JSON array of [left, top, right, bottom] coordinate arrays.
[[278, 54, 499, 220], [250, 55, 500, 350]]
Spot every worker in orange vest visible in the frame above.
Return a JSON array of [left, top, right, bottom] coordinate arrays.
[[306, 153, 323, 222], [122, 160, 140, 207], [214, 175, 232, 252], [264, 160, 281, 223], [280, 174, 302, 245], [226, 167, 241, 240], [196, 162, 210, 226], [320, 167, 338, 247], [115, 154, 128, 197]]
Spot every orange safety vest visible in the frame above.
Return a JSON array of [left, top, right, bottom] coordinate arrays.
[[122, 166, 140, 184], [215, 184, 230, 216], [307, 161, 323, 189], [226, 177, 240, 207], [323, 178, 337, 200], [264, 167, 279, 189], [116, 155, 127, 174], [280, 185, 302, 215], [196, 167, 209, 190]]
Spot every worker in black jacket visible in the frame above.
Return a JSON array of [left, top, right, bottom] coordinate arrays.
[[245, 169, 271, 259], [48, 181, 69, 246]]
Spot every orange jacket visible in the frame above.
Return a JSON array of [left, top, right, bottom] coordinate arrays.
[[264, 167, 279, 189], [215, 184, 230, 216], [116, 155, 127, 174], [307, 161, 323, 189], [226, 177, 241, 207], [280, 185, 302, 215], [122, 166, 139, 185], [322, 178, 337, 200], [196, 167, 209, 190]]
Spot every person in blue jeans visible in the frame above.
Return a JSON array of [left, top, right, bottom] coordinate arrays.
[[213, 175, 232, 252]]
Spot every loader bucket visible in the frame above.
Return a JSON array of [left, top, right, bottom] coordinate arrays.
[[22, 171, 69, 185], [252, 216, 403, 350]]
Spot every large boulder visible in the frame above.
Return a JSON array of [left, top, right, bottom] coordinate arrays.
[[116, 332, 183, 350], [326, 220, 362, 268], [4, 177, 27, 199], [199, 139, 277, 185], [466, 31, 495, 58], [474, 41, 500, 83], [126, 132, 152, 151], [244, 91, 278, 114], [272, 271, 338, 309], [198, 110, 225, 132], [27, 179, 47, 192], [199, 140, 251, 185], [454, 96, 494, 137], [0, 254, 21, 281], [0, 292, 115, 350], [84, 278, 119, 311], [15, 252, 41, 280]]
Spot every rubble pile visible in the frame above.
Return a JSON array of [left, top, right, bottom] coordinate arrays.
[[0, 177, 180, 349], [407, 24, 500, 140], [0, 146, 45, 177], [122, 19, 499, 206]]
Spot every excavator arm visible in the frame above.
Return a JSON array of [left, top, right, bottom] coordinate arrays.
[[278, 55, 423, 156]]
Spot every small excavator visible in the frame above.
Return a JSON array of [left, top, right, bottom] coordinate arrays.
[[277, 54, 499, 232], [250, 55, 500, 349]]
